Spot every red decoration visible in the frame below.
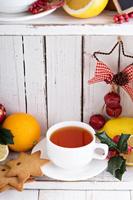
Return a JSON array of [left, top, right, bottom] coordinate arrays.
[[88, 61, 133, 101], [113, 12, 133, 24], [0, 104, 6, 123], [106, 105, 122, 118], [104, 92, 120, 108], [29, 0, 64, 14], [89, 114, 106, 130]]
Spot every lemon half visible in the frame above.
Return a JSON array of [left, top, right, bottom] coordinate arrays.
[[0, 145, 9, 162], [63, 0, 109, 18]]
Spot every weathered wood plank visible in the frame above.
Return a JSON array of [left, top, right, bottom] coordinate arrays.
[[131, 191, 133, 200], [25, 180, 133, 190], [46, 36, 82, 127], [39, 190, 86, 200], [86, 191, 130, 200], [0, 190, 38, 200], [83, 36, 118, 122], [23, 36, 47, 133], [0, 36, 25, 114]]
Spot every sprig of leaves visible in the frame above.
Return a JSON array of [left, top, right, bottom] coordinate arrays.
[[0, 127, 14, 145], [96, 132, 130, 180], [107, 156, 126, 181], [95, 132, 118, 151]]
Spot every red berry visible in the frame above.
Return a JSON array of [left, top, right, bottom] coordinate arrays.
[[104, 92, 120, 108], [113, 135, 120, 144], [89, 114, 106, 130], [107, 149, 119, 159], [0, 104, 6, 123], [106, 105, 122, 118], [127, 145, 132, 154], [119, 15, 124, 20], [129, 12, 133, 18]]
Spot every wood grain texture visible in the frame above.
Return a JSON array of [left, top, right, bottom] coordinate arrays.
[[23, 36, 47, 133], [0, 36, 25, 114], [25, 179, 133, 190], [86, 191, 130, 200], [46, 36, 82, 127], [0, 10, 133, 36], [131, 191, 133, 199], [39, 190, 86, 200], [119, 36, 133, 117], [0, 190, 38, 200], [83, 36, 118, 123]]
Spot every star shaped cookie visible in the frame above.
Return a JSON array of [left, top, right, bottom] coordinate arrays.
[[6, 151, 49, 183], [0, 165, 23, 191]]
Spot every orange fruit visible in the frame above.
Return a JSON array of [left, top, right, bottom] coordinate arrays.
[[2, 113, 41, 152]]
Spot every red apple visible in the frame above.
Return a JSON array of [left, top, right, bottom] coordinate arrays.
[[89, 114, 106, 130], [104, 92, 121, 108]]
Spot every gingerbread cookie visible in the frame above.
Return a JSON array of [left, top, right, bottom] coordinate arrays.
[[0, 165, 23, 191], [6, 151, 49, 183]]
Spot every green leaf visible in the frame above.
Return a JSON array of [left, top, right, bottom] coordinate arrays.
[[117, 134, 130, 153], [107, 156, 126, 180], [96, 132, 118, 150], [0, 128, 14, 145]]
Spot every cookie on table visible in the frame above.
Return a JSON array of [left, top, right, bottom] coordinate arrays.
[[0, 165, 23, 191], [6, 151, 49, 183]]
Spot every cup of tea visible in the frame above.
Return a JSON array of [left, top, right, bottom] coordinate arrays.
[[46, 121, 108, 170]]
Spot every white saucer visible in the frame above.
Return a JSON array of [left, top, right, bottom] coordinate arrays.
[[0, 9, 55, 22], [32, 138, 108, 181]]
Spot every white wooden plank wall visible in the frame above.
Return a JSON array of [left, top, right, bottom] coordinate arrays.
[[0, 35, 132, 134], [0, 36, 25, 114], [46, 36, 82, 127], [22, 36, 47, 132]]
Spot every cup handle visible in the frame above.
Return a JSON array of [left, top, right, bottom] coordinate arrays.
[[93, 143, 109, 160]]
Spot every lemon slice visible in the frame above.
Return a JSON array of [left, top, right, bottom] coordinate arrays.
[[123, 150, 133, 166], [63, 0, 109, 19], [128, 135, 133, 147], [0, 145, 9, 162], [121, 136, 133, 166]]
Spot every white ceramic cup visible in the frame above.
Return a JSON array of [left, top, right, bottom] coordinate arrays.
[[46, 121, 108, 170], [0, 0, 36, 13]]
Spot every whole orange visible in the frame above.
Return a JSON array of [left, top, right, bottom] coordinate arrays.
[[2, 113, 41, 152]]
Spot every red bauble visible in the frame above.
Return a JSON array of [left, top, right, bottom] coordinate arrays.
[[89, 114, 106, 130], [0, 104, 6, 123], [104, 92, 121, 108], [106, 105, 122, 118]]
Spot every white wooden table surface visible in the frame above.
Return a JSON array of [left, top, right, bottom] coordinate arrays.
[[0, 189, 132, 200]]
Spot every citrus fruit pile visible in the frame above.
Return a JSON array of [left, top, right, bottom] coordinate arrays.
[[63, 0, 108, 18], [2, 113, 41, 152]]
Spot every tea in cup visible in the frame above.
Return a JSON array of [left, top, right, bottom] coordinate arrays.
[[46, 121, 108, 170]]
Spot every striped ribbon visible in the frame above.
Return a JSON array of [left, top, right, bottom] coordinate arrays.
[[88, 61, 133, 101]]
